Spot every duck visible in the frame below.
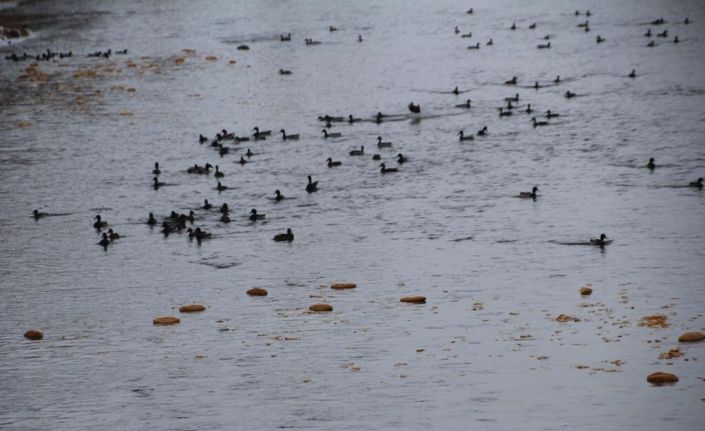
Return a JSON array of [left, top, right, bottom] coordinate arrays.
[[656, 30, 668, 38], [279, 69, 292, 75], [147, 212, 157, 225], [590, 233, 611, 247], [329, 25, 337, 32], [519, 186, 539, 199], [203, 199, 213, 210], [322, 129, 341, 139], [397, 153, 408, 164], [525, 103, 533, 114], [455, 99, 472, 108], [545, 110, 560, 118], [565, 91, 576, 98], [455, 26, 460, 34], [239, 156, 247, 165], [461, 32, 472, 38], [458, 131, 475, 141], [280, 129, 300, 140], [153, 177, 165, 189], [273, 228, 294, 242], [249, 208, 265, 221], [377, 136, 392, 148], [647, 40, 656, 47], [219, 129, 235, 140], [628, 69, 636, 78], [246, 148, 253, 158], [220, 213, 231, 223], [274, 190, 285, 201], [477, 126, 488, 136], [452, 86, 460, 95], [553, 75, 561, 83], [326, 157, 342, 167], [107, 228, 120, 241], [486, 38, 494, 46], [376, 112, 384, 123], [466, 8, 473, 14], [199, 134, 208, 143], [280, 33, 291, 42], [505, 76, 518, 85], [220, 203, 229, 214], [673, 36, 679, 44], [306, 175, 318, 193], [32, 209, 48, 220], [193, 227, 212, 242], [98, 233, 111, 248], [93, 215, 108, 229], [510, 22, 517, 30], [505, 93, 519, 102], [358, 35, 363, 42], [252, 126, 271, 137], [578, 20, 589, 28], [348, 114, 360, 123], [529, 23, 537, 29], [596, 35, 605, 43], [218, 145, 229, 157], [684, 17, 690, 24], [647, 158, 656, 170], [216, 182, 228, 191], [532, 117, 549, 127], [644, 29, 652, 37], [214, 165, 224, 178], [186, 210, 195, 223], [537, 42, 551, 49], [689, 177, 704, 189], [372, 154, 381, 160], [235, 135, 250, 142], [467, 43, 480, 49], [349, 146, 365, 156], [650, 18, 665, 25], [187, 163, 213, 174], [534, 81, 540, 89], [160, 221, 174, 236], [152, 162, 161, 175], [408, 102, 421, 113], [498, 107, 512, 117], [380, 163, 398, 174]]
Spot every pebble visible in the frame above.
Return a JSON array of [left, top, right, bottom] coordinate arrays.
[[153, 316, 180, 325], [678, 332, 705, 343], [331, 282, 357, 290], [247, 287, 268, 296], [24, 329, 43, 340], [179, 304, 206, 313], [400, 296, 426, 304], [309, 303, 333, 312], [646, 372, 679, 385]]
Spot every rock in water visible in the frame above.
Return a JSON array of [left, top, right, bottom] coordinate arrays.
[[580, 285, 593, 295], [331, 283, 357, 290], [24, 329, 43, 340], [400, 296, 426, 304], [247, 287, 268, 296], [179, 304, 206, 313], [309, 303, 333, 312], [646, 372, 678, 385], [153, 316, 180, 325], [678, 332, 705, 343]]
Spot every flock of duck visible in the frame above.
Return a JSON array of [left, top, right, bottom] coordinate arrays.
[[24, 8, 703, 251]]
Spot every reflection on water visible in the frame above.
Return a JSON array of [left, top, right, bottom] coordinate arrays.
[[1, 0, 705, 429]]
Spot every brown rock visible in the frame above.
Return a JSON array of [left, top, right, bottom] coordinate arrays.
[[678, 332, 705, 343], [247, 287, 268, 296], [556, 314, 581, 322], [331, 283, 357, 290], [580, 286, 593, 296], [24, 329, 43, 340], [153, 316, 180, 325], [205, 56, 218, 61], [646, 372, 678, 385], [309, 303, 333, 312], [179, 304, 206, 313], [401, 296, 426, 304]]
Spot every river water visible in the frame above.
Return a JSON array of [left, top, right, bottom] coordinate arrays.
[[1, 0, 704, 429]]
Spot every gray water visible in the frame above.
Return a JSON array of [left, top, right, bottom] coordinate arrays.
[[1, 0, 705, 429]]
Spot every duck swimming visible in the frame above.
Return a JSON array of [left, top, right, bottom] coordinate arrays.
[[326, 157, 342, 167], [246, 148, 253, 158], [565, 91, 576, 98], [322, 129, 341, 139], [478, 126, 488, 136], [590, 233, 611, 247], [147, 212, 157, 225], [519, 186, 539, 199], [486, 38, 494, 46], [153, 177, 165, 189], [455, 99, 472, 108], [397, 153, 408, 164], [203, 199, 212, 210], [280, 129, 300, 140], [458, 131, 474, 141], [596, 35, 605, 43], [380, 163, 398, 174], [32, 209, 48, 220], [349, 146, 364, 156], [98, 233, 111, 248], [531, 117, 549, 127], [505, 76, 518, 85], [553, 75, 560, 83], [214, 165, 224, 178], [152, 162, 161, 175], [220, 213, 231, 223], [498, 107, 512, 117], [545, 110, 560, 118], [107, 228, 120, 241], [239, 156, 247, 165], [216, 182, 228, 191], [274, 190, 285, 201], [306, 175, 318, 193], [467, 43, 480, 49], [408, 102, 421, 113], [647, 158, 656, 170], [628, 69, 636, 78], [377, 136, 392, 148], [273, 228, 294, 242], [249, 208, 265, 221], [525, 103, 533, 114], [94, 215, 107, 229], [689, 177, 703, 189]]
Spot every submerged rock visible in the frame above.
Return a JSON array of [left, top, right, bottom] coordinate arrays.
[[678, 332, 705, 343], [638, 314, 669, 328], [153, 316, 180, 325], [309, 303, 333, 312], [179, 304, 206, 313], [646, 372, 678, 385], [401, 296, 426, 304], [331, 283, 356, 290], [24, 329, 43, 340], [247, 287, 268, 296], [580, 285, 593, 295], [556, 314, 581, 322]]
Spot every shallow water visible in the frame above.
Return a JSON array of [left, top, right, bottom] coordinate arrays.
[[1, 0, 705, 429]]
